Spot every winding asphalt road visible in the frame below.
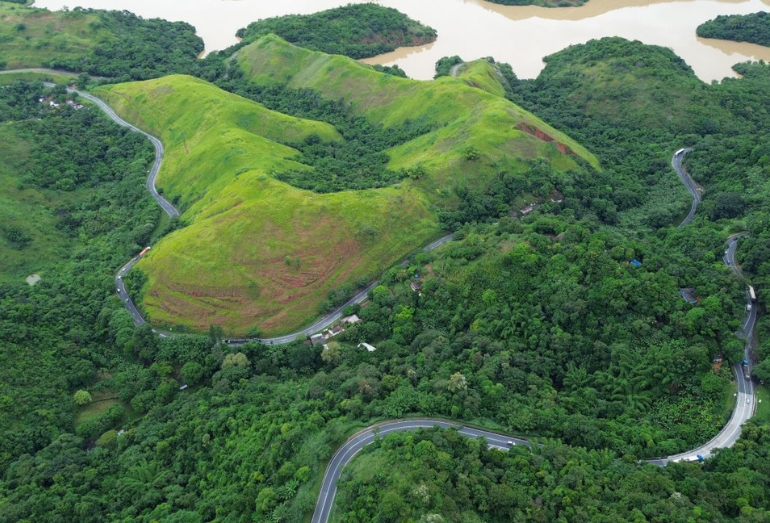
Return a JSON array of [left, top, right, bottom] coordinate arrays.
[[673, 148, 701, 228], [309, 151, 759, 522], [20, 73, 759, 519], [42, 81, 179, 330], [312, 419, 530, 523]]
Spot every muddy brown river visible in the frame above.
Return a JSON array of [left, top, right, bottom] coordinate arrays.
[[32, 0, 770, 81]]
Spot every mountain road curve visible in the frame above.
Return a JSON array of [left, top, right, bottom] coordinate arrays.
[[311, 419, 531, 523], [673, 148, 701, 228], [15, 76, 758, 521], [308, 151, 758, 522]]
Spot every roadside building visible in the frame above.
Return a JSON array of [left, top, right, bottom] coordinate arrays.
[[324, 325, 345, 339], [310, 333, 325, 346], [341, 314, 361, 325]]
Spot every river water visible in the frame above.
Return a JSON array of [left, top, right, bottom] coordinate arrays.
[[32, 0, 770, 81]]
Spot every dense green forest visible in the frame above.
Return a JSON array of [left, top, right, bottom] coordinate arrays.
[[0, 80, 162, 468], [334, 424, 770, 522], [47, 10, 204, 81], [698, 12, 770, 48], [0, 5, 203, 79], [2, 6, 770, 523], [236, 3, 436, 59]]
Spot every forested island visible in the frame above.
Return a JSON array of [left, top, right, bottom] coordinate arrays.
[[236, 3, 437, 59], [1, 3, 770, 523], [698, 12, 770, 48]]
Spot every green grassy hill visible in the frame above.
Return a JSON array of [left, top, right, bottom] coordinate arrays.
[[95, 75, 438, 335], [98, 38, 597, 336], [453, 60, 508, 98], [237, 35, 597, 184]]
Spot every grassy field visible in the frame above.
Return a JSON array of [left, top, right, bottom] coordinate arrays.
[[0, 3, 105, 69], [94, 39, 598, 336], [76, 390, 121, 425]]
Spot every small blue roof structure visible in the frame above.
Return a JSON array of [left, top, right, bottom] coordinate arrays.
[[630, 259, 642, 267], [679, 288, 697, 304]]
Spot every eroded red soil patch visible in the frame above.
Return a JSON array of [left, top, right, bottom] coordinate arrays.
[[517, 123, 577, 157]]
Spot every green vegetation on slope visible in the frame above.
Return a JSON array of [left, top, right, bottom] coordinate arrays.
[[335, 218, 741, 455], [334, 425, 770, 522], [0, 81, 157, 282], [235, 3, 437, 60], [0, 4, 203, 81], [0, 126, 67, 282], [0, 218, 756, 523], [4, 29, 770, 523], [0, 80, 159, 470], [0, 3, 104, 70], [236, 35, 596, 192], [95, 74, 438, 336], [92, 36, 598, 336], [698, 12, 770, 48], [48, 9, 203, 81], [508, 37, 732, 232]]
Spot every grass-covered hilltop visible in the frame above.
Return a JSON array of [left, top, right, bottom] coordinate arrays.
[[4, 3, 770, 523], [101, 35, 595, 336]]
